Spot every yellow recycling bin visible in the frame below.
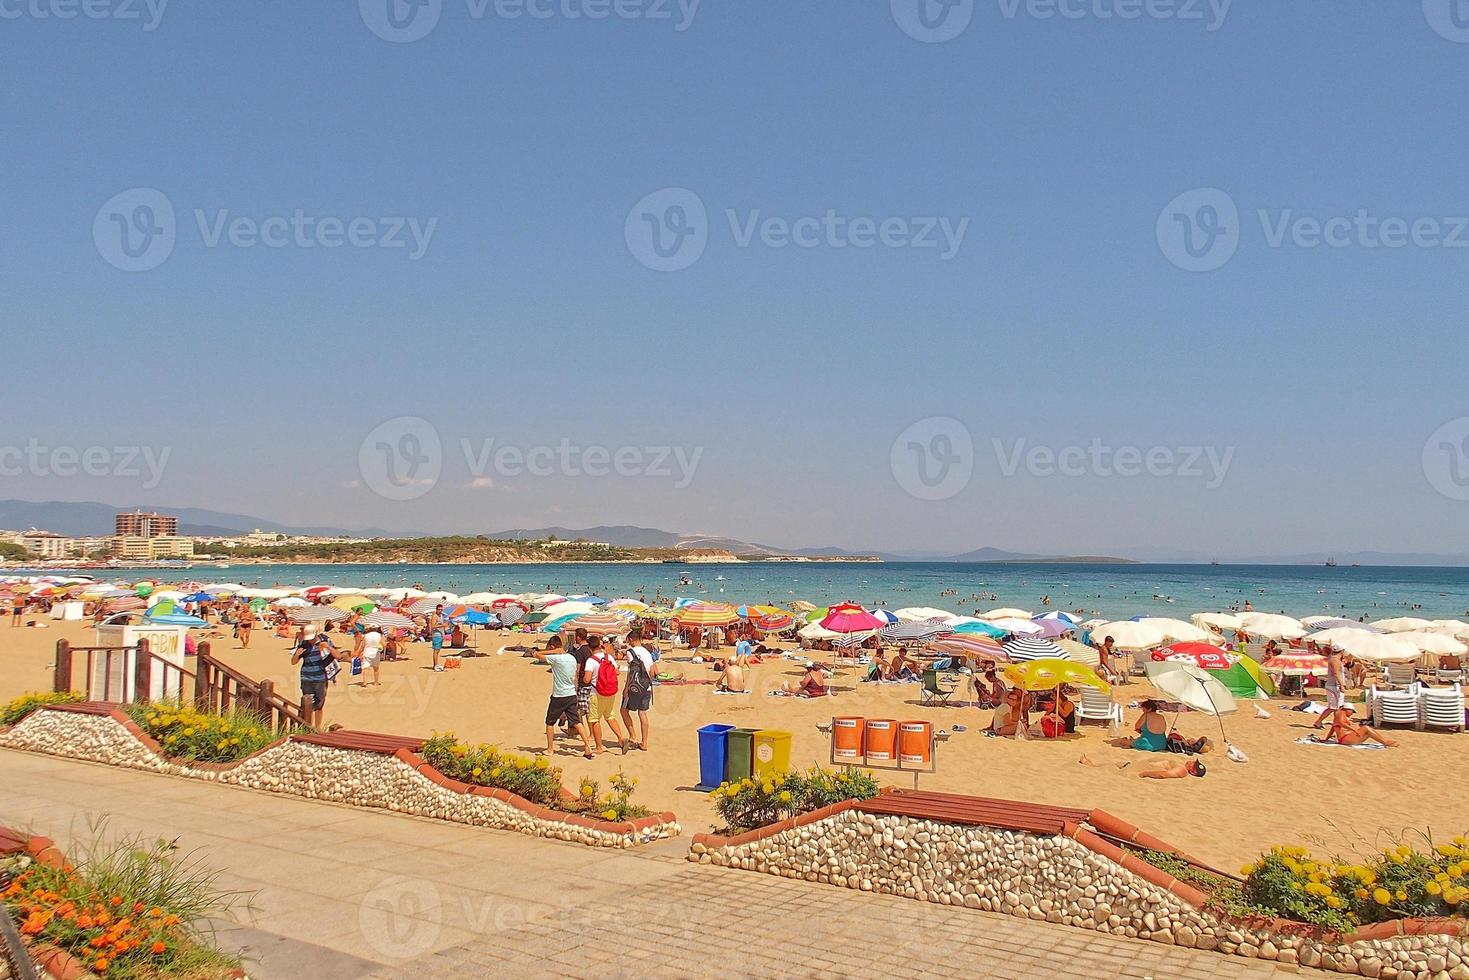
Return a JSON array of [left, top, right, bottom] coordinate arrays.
[[752, 729, 793, 780]]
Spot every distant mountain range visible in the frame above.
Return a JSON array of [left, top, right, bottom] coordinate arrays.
[[6, 500, 1467, 565]]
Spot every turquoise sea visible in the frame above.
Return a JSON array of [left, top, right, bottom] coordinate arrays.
[[31, 562, 1469, 622]]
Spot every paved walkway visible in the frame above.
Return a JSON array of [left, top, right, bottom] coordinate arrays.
[[0, 750, 1324, 980]]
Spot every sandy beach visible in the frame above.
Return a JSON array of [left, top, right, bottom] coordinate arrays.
[[5, 617, 1463, 872]]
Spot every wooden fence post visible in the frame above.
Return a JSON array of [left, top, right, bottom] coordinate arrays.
[[54, 639, 72, 694], [258, 679, 276, 729], [194, 642, 211, 711], [133, 639, 151, 704]]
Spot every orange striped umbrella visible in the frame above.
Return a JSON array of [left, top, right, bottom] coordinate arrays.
[[673, 602, 740, 628], [559, 612, 632, 636]]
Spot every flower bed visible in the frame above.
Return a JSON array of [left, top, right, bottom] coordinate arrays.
[[0, 703, 679, 849], [122, 702, 300, 765], [1, 692, 85, 727], [1, 827, 243, 978], [708, 767, 880, 834]]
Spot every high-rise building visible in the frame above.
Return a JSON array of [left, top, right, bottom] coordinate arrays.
[[115, 510, 178, 538]]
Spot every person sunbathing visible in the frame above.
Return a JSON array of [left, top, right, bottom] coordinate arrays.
[[780, 663, 827, 697], [1139, 758, 1206, 779], [1313, 707, 1398, 747], [716, 662, 748, 693], [889, 648, 919, 681], [867, 650, 892, 682], [987, 689, 1029, 737], [1129, 699, 1170, 752]]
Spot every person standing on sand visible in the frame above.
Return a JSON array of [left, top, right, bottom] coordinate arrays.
[[237, 604, 255, 649], [583, 635, 632, 754], [570, 627, 594, 723], [534, 637, 594, 758], [359, 627, 384, 687], [620, 628, 655, 751], [291, 625, 337, 729], [1313, 645, 1350, 726]]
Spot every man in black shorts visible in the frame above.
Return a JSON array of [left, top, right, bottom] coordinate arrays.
[[534, 636, 593, 758]]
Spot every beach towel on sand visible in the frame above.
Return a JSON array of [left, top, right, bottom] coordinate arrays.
[[1295, 736, 1387, 751]]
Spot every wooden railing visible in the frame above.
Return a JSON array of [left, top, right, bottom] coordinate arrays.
[[54, 639, 306, 733]]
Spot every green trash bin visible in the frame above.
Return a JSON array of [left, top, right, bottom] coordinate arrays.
[[724, 727, 759, 783]]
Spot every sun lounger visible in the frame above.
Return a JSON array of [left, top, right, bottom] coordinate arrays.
[[1419, 684, 1465, 733], [1370, 684, 1421, 729], [1075, 686, 1122, 727], [1383, 662, 1417, 687], [1436, 668, 1465, 685]]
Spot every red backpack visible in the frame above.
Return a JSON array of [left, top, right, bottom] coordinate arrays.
[[594, 653, 619, 696]]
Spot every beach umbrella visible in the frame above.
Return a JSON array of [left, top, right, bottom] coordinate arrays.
[[1153, 642, 1232, 671], [1304, 617, 1383, 632], [1136, 618, 1214, 643], [490, 597, 529, 611], [1428, 620, 1469, 640], [360, 611, 415, 630], [384, 588, 427, 602], [751, 613, 795, 633], [1030, 618, 1075, 639], [893, 606, 956, 622], [675, 602, 741, 628], [819, 603, 886, 634], [143, 611, 208, 627], [796, 622, 846, 641], [951, 620, 1007, 638], [104, 596, 147, 613], [1053, 638, 1100, 666], [789, 600, 818, 613], [559, 612, 631, 636], [275, 596, 309, 608], [983, 607, 1034, 620], [1034, 611, 1079, 624], [134, 582, 154, 597], [1192, 612, 1244, 633], [1396, 631, 1468, 656], [1091, 620, 1170, 650], [637, 607, 675, 620], [1260, 650, 1328, 676], [984, 617, 1045, 637], [407, 598, 447, 615], [1144, 661, 1237, 746], [1003, 658, 1108, 693], [608, 598, 648, 612], [868, 609, 900, 625], [802, 607, 830, 624], [1236, 612, 1307, 640], [1002, 636, 1068, 663], [880, 622, 951, 643], [927, 634, 1008, 663], [518, 611, 549, 626], [331, 596, 375, 614], [532, 593, 568, 607], [1370, 617, 1436, 633], [289, 606, 350, 623], [496, 605, 525, 626], [183, 591, 216, 603], [1309, 627, 1420, 662], [304, 586, 332, 599], [248, 598, 269, 610]]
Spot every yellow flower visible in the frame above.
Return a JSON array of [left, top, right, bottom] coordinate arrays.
[[600, 809, 617, 821], [471, 767, 483, 777], [779, 791, 792, 803], [1372, 888, 1391, 906], [1240, 864, 1255, 876], [760, 782, 773, 795], [1354, 888, 1369, 900], [1426, 881, 1442, 896]]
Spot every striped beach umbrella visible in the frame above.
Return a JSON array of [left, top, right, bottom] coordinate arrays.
[[928, 634, 1008, 663], [559, 612, 632, 636], [674, 602, 741, 628], [104, 596, 147, 613], [289, 606, 350, 623], [751, 612, 795, 633], [1259, 650, 1328, 676], [496, 605, 525, 626], [360, 611, 415, 630], [880, 622, 950, 643], [1002, 636, 1069, 663], [1304, 617, 1383, 633]]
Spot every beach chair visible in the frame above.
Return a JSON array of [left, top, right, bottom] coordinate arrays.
[[1384, 661, 1417, 688], [1370, 684, 1421, 729], [1419, 684, 1465, 733], [1436, 667, 1465, 685], [1075, 686, 1122, 727], [920, 668, 958, 707]]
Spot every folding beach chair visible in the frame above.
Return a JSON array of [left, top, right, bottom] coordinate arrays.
[[920, 667, 958, 707], [1075, 686, 1123, 727]]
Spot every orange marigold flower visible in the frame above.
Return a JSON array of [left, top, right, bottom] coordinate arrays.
[[109, 896, 122, 907], [94, 958, 109, 972], [151, 941, 167, 954]]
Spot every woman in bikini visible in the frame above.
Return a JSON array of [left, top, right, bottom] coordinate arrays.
[[1316, 707, 1397, 747]]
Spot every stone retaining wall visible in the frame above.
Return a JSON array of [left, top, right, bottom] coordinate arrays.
[[0, 707, 678, 849], [691, 807, 1466, 979]]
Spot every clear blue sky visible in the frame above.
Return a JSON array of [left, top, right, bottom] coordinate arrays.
[[5, 1, 1468, 559]]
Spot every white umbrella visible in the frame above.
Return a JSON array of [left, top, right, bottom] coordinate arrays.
[[1053, 638, 1101, 666], [982, 607, 1034, 620], [1396, 631, 1468, 656], [1192, 612, 1243, 633], [1428, 620, 1469, 640], [1237, 612, 1307, 640], [360, 611, 415, 629], [893, 607, 957, 622], [1145, 660, 1238, 717], [984, 617, 1044, 636], [384, 588, 427, 601], [1370, 617, 1435, 633], [1309, 628, 1420, 662], [275, 596, 309, 607], [1091, 621, 1170, 650], [1137, 618, 1214, 643], [798, 622, 846, 641]]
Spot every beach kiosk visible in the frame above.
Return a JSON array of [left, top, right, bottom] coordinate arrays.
[[92, 622, 189, 702]]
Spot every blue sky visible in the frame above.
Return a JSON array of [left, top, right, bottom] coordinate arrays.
[[4, 1, 1469, 558]]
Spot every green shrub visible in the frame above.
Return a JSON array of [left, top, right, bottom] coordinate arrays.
[[710, 767, 881, 834], [570, 771, 650, 822], [421, 733, 564, 806], [2, 690, 85, 726], [123, 701, 289, 763]]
